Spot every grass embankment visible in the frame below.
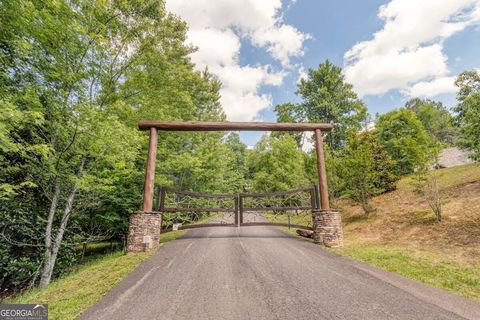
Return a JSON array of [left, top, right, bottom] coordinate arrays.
[[5, 211, 221, 319], [332, 242, 480, 301], [333, 164, 480, 301], [7, 230, 186, 320]]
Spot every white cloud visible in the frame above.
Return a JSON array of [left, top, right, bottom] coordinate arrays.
[[344, 0, 480, 97], [187, 28, 240, 69], [166, 0, 309, 121], [296, 66, 308, 84], [251, 25, 311, 67], [403, 76, 458, 97]]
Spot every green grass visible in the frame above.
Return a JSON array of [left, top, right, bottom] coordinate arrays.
[[160, 229, 187, 243], [7, 230, 186, 320], [330, 163, 480, 302], [331, 243, 480, 302], [5, 211, 216, 320], [398, 163, 480, 191]]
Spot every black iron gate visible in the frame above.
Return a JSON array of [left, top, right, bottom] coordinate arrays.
[[156, 185, 319, 232]]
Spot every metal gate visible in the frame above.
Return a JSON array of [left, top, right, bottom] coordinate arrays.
[[239, 187, 318, 230], [156, 185, 319, 232]]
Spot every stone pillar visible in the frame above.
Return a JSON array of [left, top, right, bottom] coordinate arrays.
[[312, 209, 343, 248], [126, 212, 162, 253]]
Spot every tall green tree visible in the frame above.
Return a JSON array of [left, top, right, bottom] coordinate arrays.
[[405, 98, 457, 144], [273, 102, 303, 146], [454, 70, 480, 161], [280, 60, 367, 149], [376, 109, 431, 175], [247, 135, 309, 192], [223, 133, 248, 192], [0, 0, 237, 291], [338, 131, 397, 213]]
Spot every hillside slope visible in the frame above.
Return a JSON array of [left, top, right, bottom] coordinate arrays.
[[340, 163, 480, 263], [334, 163, 480, 300]]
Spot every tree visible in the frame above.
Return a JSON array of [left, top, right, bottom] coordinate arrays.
[[405, 98, 457, 144], [338, 131, 397, 214], [247, 135, 309, 192], [0, 0, 238, 291], [376, 109, 431, 175], [361, 131, 398, 193], [411, 146, 443, 222], [295, 60, 367, 149], [273, 103, 303, 147], [339, 134, 378, 213], [223, 133, 248, 192], [454, 70, 480, 161]]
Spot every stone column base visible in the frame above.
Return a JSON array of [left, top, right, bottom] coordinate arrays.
[[312, 209, 343, 248], [126, 212, 162, 253]]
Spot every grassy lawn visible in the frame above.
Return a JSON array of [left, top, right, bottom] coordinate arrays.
[[6, 230, 186, 320], [331, 241, 480, 302]]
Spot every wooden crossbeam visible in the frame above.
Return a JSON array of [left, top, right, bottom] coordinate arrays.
[[139, 120, 332, 211], [138, 120, 333, 132]]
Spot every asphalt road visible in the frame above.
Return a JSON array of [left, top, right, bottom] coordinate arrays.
[[79, 216, 480, 320]]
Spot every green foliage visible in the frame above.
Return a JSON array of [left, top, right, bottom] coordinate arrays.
[[412, 168, 443, 222], [0, 101, 46, 199], [405, 98, 457, 144], [303, 145, 342, 205], [0, 0, 247, 292], [338, 131, 398, 213], [376, 109, 432, 175], [273, 61, 367, 150], [247, 134, 309, 192], [296, 60, 367, 149], [273, 103, 303, 146], [8, 251, 156, 319], [338, 133, 378, 213], [454, 70, 480, 161], [223, 133, 248, 192], [366, 132, 399, 193]]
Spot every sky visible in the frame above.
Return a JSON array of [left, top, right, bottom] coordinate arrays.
[[165, 0, 480, 146]]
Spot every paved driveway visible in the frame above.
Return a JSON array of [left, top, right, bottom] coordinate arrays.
[[79, 223, 480, 320]]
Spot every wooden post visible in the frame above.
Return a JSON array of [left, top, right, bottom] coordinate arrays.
[[239, 196, 244, 224], [234, 197, 239, 226], [142, 128, 158, 212], [309, 187, 316, 209], [314, 129, 330, 210]]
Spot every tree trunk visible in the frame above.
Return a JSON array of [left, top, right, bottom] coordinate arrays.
[[39, 157, 86, 288], [80, 242, 87, 262], [39, 182, 61, 288]]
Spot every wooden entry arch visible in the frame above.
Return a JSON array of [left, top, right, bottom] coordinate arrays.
[[138, 120, 333, 212]]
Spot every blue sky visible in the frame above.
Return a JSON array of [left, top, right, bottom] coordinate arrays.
[[166, 0, 480, 146]]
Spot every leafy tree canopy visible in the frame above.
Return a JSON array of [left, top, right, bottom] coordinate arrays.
[[0, 0, 248, 291], [405, 98, 457, 145], [338, 130, 398, 213], [247, 134, 309, 192], [376, 108, 432, 175], [274, 60, 367, 150], [454, 70, 480, 161]]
